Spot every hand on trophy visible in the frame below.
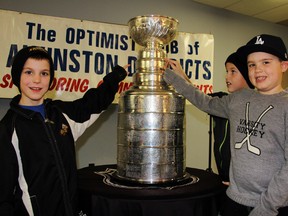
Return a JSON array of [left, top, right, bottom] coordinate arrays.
[[165, 58, 191, 83]]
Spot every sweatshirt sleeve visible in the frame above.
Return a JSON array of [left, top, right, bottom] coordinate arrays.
[[163, 68, 230, 119]]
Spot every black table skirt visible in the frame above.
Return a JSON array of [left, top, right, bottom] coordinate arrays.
[[78, 164, 225, 216]]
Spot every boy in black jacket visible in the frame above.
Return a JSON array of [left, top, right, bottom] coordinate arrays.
[[0, 46, 127, 216]]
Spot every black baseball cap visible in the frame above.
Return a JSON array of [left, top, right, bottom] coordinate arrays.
[[11, 46, 55, 92], [237, 34, 288, 61]]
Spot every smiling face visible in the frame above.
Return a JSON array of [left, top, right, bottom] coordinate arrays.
[[225, 62, 249, 93], [19, 58, 51, 106], [247, 52, 288, 95]]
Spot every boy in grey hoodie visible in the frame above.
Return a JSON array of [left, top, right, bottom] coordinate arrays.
[[164, 34, 288, 216]]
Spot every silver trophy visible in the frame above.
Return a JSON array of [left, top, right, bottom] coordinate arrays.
[[116, 15, 187, 184]]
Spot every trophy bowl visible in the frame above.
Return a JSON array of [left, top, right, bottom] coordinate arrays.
[[128, 15, 179, 47]]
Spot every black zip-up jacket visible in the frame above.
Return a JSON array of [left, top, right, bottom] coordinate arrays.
[[0, 65, 127, 216], [208, 91, 230, 182]]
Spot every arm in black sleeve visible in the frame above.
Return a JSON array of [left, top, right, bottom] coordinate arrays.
[[82, 64, 127, 112], [53, 65, 127, 120], [103, 65, 127, 86]]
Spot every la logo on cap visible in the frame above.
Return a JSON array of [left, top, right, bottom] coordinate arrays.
[[255, 36, 264, 45]]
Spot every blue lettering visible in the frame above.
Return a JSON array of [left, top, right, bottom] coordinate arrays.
[[76, 28, 85, 44], [165, 40, 179, 54], [120, 35, 129, 50], [203, 61, 212, 80], [94, 53, 105, 74], [194, 60, 201, 79], [184, 59, 193, 79], [66, 28, 75, 44], [187, 41, 200, 55], [87, 30, 95, 46], [83, 51, 93, 72], [127, 56, 137, 76], [54, 48, 67, 71], [6, 44, 19, 67], [170, 40, 178, 54], [101, 33, 114, 49], [26, 22, 36, 39], [69, 50, 80, 72], [106, 55, 118, 74]]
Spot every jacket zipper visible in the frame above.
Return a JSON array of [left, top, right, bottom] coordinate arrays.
[[44, 118, 74, 216]]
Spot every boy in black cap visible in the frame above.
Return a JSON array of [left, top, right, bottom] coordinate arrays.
[[0, 46, 128, 215], [164, 34, 288, 216], [237, 34, 288, 95], [11, 46, 55, 92]]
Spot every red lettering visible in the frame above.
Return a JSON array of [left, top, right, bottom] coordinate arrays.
[[194, 84, 213, 94], [0, 74, 14, 88], [49, 78, 56, 90], [49, 77, 89, 93], [65, 78, 72, 91], [118, 81, 133, 93], [68, 79, 82, 92], [79, 79, 89, 92], [56, 77, 67, 91], [97, 80, 104, 87]]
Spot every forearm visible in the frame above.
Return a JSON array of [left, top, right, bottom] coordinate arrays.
[[84, 64, 127, 111], [164, 68, 229, 118]]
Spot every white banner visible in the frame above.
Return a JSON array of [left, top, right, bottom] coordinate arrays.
[[0, 9, 214, 103]]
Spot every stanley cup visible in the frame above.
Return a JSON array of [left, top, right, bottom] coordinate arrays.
[[116, 15, 187, 184]]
